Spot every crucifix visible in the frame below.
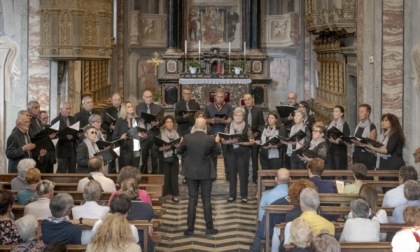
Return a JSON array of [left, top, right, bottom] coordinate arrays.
[[146, 52, 165, 75]]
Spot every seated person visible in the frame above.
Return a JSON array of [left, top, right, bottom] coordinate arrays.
[[17, 168, 41, 205], [72, 180, 110, 244], [307, 158, 335, 193], [310, 231, 341, 252], [13, 214, 46, 251], [11, 158, 36, 191], [0, 190, 22, 245], [121, 178, 154, 252], [249, 179, 316, 252], [403, 206, 420, 226], [349, 184, 387, 240], [24, 180, 54, 219], [288, 218, 312, 252], [343, 163, 367, 194], [108, 166, 152, 206], [43, 242, 67, 252], [77, 156, 116, 193], [258, 168, 290, 221], [382, 165, 418, 208], [41, 193, 82, 245], [89, 194, 141, 252], [339, 199, 380, 242], [390, 180, 420, 223], [391, 206, 420, 252]]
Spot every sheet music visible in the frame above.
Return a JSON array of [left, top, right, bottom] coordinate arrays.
[[50, 121, 60, 131], [113, 147, 121, 157], [70, 121, 80, 130]]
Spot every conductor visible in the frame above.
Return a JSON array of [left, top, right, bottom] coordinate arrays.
[[177, 118, 221, 236]]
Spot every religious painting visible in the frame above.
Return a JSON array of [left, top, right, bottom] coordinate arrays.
[[185, 0, 243, 51]]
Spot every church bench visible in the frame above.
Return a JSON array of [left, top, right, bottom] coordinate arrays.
[[0, 173, 165, 185], [0, 221, 161, 252], [284, 242, 392, 252], [12, 204, 166, 220], [262, 205, 394, 252]]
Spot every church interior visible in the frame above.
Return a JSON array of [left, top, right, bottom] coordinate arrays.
[[0, 0, 419, 251]]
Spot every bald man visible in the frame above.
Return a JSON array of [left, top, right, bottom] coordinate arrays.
[[177, 118, 221, 236], [243, 94, 265, 183], [258, 168, 290, 221]]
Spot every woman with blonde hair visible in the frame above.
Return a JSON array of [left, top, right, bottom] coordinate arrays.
[[88, 194, 140, 252], [17, 168, 41, 205]]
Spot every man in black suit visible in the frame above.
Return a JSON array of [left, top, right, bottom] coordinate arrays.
[[6, 111, 46, 173], [174, 86, 200, 136], [136, 89, 164, 174], [51, 101, 78, 173], [102, 93, 121, 141], [74, 96, 99, 128], [177, 118, 221, 236], [243, 94, 265, 184], [280, 92, 298, 131], [27, 101, 44, 138]]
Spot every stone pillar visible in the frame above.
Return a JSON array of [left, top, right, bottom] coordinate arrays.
[[166, 0, 178, 54], [245, 0, 251, 50], [251, 0, 260, 49]]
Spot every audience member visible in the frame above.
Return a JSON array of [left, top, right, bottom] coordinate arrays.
[[108, 166, 152, 206], [11, 158, 36, 191], [12, 214, 46, 252], [339, 199, 380, 242], [343, 163, 367, 194], [43, 242, 68, 252], [121, 178, 154, 251], [77, 156, 116, 193], [310, 231, 341, 252], [41, 193, 82, 245], [390, 180, 420, 223], [288, 218, 312, 252], [24, 180, 54, 219], [0, 190, 21, 244], [307, 158, 335, 193], [403, 206, 420, 226], [413, 147, 420, 180], [258, 168, 290, 221], [89, 194, 141, 252], [382, 165, 418, 207], [17, 168, 41, 205], [72, 180, 110, 244]]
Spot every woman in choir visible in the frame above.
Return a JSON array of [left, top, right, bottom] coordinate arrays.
[[283, 108, 311, 169], [155, 115, 181, 202], [112, 101, 143, 168], [298, 101, 315, 129], [222, 107, 254, 203], [365, 113, 405, 170], [352, 103, 377, 169], [88, 114, 106, 142], [189, 111, 211, 134], [257, 111, 286, 169], [76, 125, 100, 173], [327, 105, 350, 170], [299, 122, 329, 163]]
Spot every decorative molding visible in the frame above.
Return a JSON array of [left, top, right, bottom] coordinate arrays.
[[262, 13, 300, 47], [39, 0, 113, 59]]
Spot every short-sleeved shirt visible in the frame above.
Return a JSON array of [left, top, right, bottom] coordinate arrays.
[[205, 103, 233, 135]]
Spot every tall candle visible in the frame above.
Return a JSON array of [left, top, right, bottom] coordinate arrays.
[[198, 40, 201, 55], [228, 42, 231, 55], [244, 41, 246, 58], [185, 40, 187, 57]]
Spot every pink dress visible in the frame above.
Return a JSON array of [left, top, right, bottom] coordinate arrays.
[[108, 189, 152, 206]]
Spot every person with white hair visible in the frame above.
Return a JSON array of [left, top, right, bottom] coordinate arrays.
[[11, 158, 36, 191], [75, 96, 99, 128], [24, 180, 54, 219], [12, 214, 46, 251], [390, 180, 420, 223]]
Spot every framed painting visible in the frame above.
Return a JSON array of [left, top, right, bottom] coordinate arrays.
[[185, 0, 243, 52]]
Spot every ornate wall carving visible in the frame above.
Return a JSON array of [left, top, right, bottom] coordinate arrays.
[[128, 12, 167, 47], [262, 13, 300, 47], [38, 0, 113, 59]]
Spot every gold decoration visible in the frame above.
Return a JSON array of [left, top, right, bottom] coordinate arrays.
[[146, 52, 165, 76]]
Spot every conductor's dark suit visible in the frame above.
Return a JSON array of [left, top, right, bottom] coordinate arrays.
[[135, 102, 164, 174], [177, 131, 221, 232], [51, 114, 78, 173]]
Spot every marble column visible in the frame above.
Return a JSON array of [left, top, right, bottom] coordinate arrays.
[[176, 0, 183, 52], [244, 0, 251, 50], [166, 0, 178, 53], [250, 0, 260, 49]]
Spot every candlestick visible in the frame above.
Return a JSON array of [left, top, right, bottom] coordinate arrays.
[[185, 40, 187, 57], [198, 40, 201, 55], [243, 41, 246, 73], [228, 42, 231, 56], [198, 40, 201, 73]]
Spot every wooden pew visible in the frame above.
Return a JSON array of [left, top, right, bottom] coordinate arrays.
[[284, 242, 392, 252], [262, 205, 395, 252], [257, 169, 399, 207], [0, 220, 161, 252]]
